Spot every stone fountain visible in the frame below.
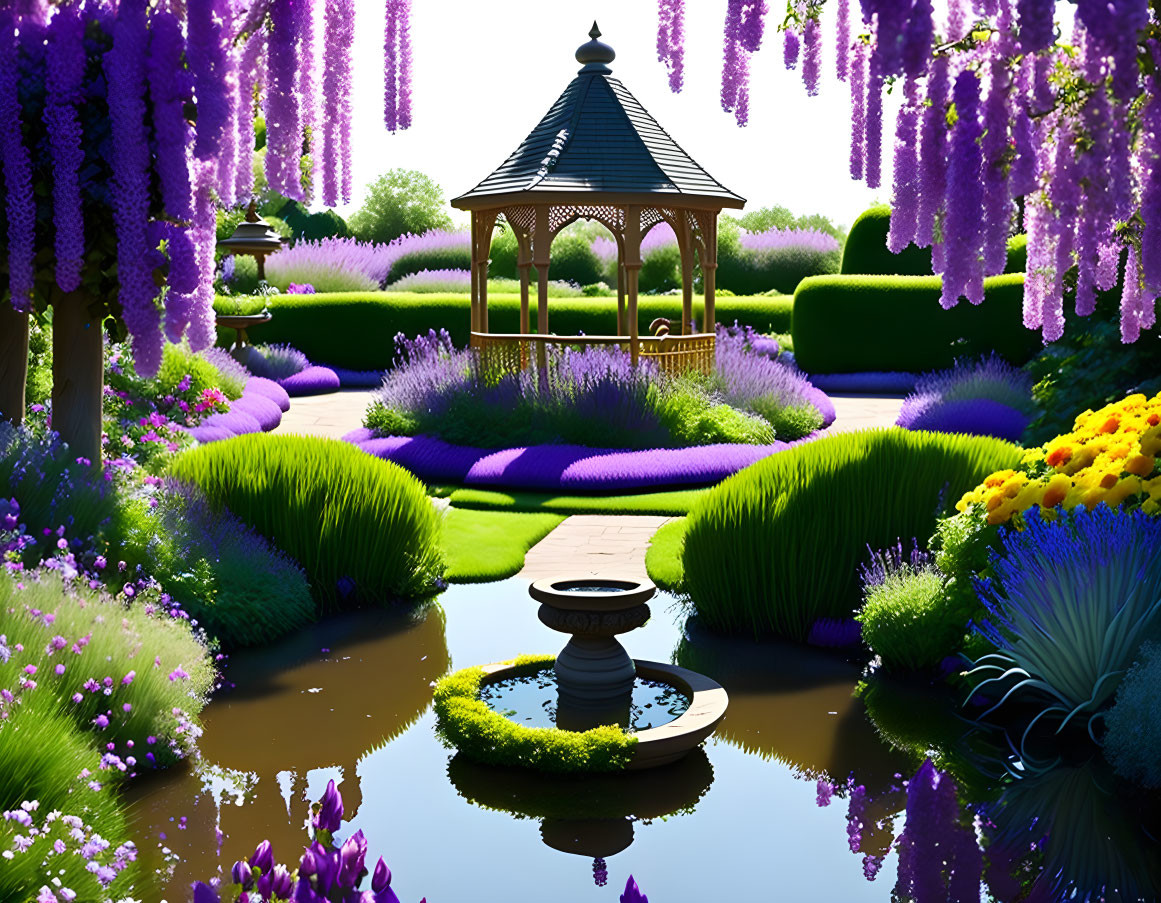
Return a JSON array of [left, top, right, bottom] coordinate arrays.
[[477, 576, 728, 770]]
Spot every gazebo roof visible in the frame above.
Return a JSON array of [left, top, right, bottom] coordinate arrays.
[[451, 24, 745, 212]]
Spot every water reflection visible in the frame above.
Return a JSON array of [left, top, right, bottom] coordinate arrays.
[[448, 748, 714, 863], [125, 603, 449, 894], [674, 618, 913, 792]]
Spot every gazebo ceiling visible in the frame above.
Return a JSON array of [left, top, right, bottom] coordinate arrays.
[[451, 24, 745, 212]]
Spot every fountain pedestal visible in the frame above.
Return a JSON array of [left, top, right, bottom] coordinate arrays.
[[531, 578, 656, 729]]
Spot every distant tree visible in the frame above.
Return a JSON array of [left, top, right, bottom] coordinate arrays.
[[737, 205, 847, 243], [348, 169, 453, 245]]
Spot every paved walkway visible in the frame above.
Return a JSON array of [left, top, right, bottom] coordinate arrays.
[[518, 515, 675, 581], [270, 386, 905, 576], [273, 389, 376, 440]]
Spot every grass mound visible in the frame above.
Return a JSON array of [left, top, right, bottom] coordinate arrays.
[[681, 429, 1021, 639], [169, 434, 443, 608]]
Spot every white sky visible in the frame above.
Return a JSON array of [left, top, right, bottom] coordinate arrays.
[[342, 0, 890, 230]]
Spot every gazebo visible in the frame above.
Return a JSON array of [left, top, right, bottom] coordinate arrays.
[[451, 23, 745, 372]]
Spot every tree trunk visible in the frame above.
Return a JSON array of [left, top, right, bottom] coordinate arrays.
[[0, 304, 29, 425], [51, 290, 104, 464]]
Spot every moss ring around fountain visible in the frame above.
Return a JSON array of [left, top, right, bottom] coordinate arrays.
[[433, 577, 728, 773]]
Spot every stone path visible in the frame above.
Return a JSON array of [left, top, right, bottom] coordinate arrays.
[[518, 515, 675, 581], [273, 389, 376, 440], [270, 386, 905, 576]]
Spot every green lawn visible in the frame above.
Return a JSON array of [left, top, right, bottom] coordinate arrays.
[[446, 488, 707, 516], [441, 508, 565, 583], [644, 517, 687, 592]]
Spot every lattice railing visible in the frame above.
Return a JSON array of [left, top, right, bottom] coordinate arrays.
[[469, 332, 715, 377]]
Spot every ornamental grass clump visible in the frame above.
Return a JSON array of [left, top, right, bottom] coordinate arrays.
[[682, 429, 1021, 639], [168, 434, 444, 608], [968, 505, 1161, 747], [896, 355, 1036, 442], [957, 391, 1161, 524]]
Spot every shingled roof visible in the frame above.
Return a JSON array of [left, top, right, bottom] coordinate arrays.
[[451, 26, 744, 210]]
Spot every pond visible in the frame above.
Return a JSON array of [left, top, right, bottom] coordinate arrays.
[[124, 578, 1161, 902]]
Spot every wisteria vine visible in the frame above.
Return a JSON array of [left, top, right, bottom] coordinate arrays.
[[686, 0, 1161, 344], [0, 0, 378, 378]]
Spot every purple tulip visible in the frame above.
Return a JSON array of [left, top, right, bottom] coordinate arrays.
[[313, 780, 344, 834], [231, 860, 253, 890], [338, 830, 368, 889], [621, 875, 649, 903], [249, 839, 274, 874], [293, 876, 322, 903], [191, 882, 220, 903], [371, 857, 392, 894], [269, 864, 293, 899]]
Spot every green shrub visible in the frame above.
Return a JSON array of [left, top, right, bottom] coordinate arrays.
[[538, 232, 604, 287], [857, 567, 967, 672], [656, 391, 776, 446], [488, 226, 519, 279], [274, 200, 351, 241], [639, 241, 682, 293], [433, 658, 637, 774], [347, 169, 453, 245], [245, 292, 793, 370], [791, 273, 1040, 373], [153, 340, 246, 400], [840, 205, 1027, 276], [681, 429, 1022, 638], [213, 293, 269, 316], [114, 487, 316, 648], [26, 313, 52, 406], [1103, 642, 1161, 788], [0, 568, 214, 764], [168, 434, 444, 607], [840, 206, 935, 276]]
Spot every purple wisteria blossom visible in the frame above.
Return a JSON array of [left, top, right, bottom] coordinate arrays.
[[0, 3, 35, 311], [43, 3, 86, 293], [265, 0, 303, 201], [849, 39, 867, 180], [887, 79, 921, 254], [835, 0, 850, 80], [940, 70, 985, 309], [321, 0, 356, 205], [657, 0, 685, 93], [801, 17, 821, 95]]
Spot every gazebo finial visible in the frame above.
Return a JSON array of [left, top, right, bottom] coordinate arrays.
[[576, 21, 615, 72]]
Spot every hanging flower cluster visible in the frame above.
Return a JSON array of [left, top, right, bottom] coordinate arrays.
[[0, 0, 365, 378], [384, 0, 413, 133], [695, 0, 1161, 344], [657, 0, 685, 93], [721, 0, 769, 127]]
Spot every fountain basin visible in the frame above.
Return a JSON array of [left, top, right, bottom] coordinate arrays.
[[477, 658, 727, 770]]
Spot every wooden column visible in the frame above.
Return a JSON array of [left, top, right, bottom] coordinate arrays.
[[469, 213, 480, 334], [0, 304, 29, 425], [703, 213, 718, 334], [533, 206, 551, 370], [616, 261, 626, 335], [624, 206, 643, 366], [475, 212, 496, 334], [675, 215, 694, 336], [51, 290, 104, 465], [517, 232, 531, 334]]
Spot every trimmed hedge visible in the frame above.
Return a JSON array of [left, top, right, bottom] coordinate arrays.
[[791, 273, 1041, 374], [681, 429, 1022, 639], [168, 434, 444, 607], [432, 657, 637, 774], [840, 205, 1027, 276], [231, 292, 793, 370]]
